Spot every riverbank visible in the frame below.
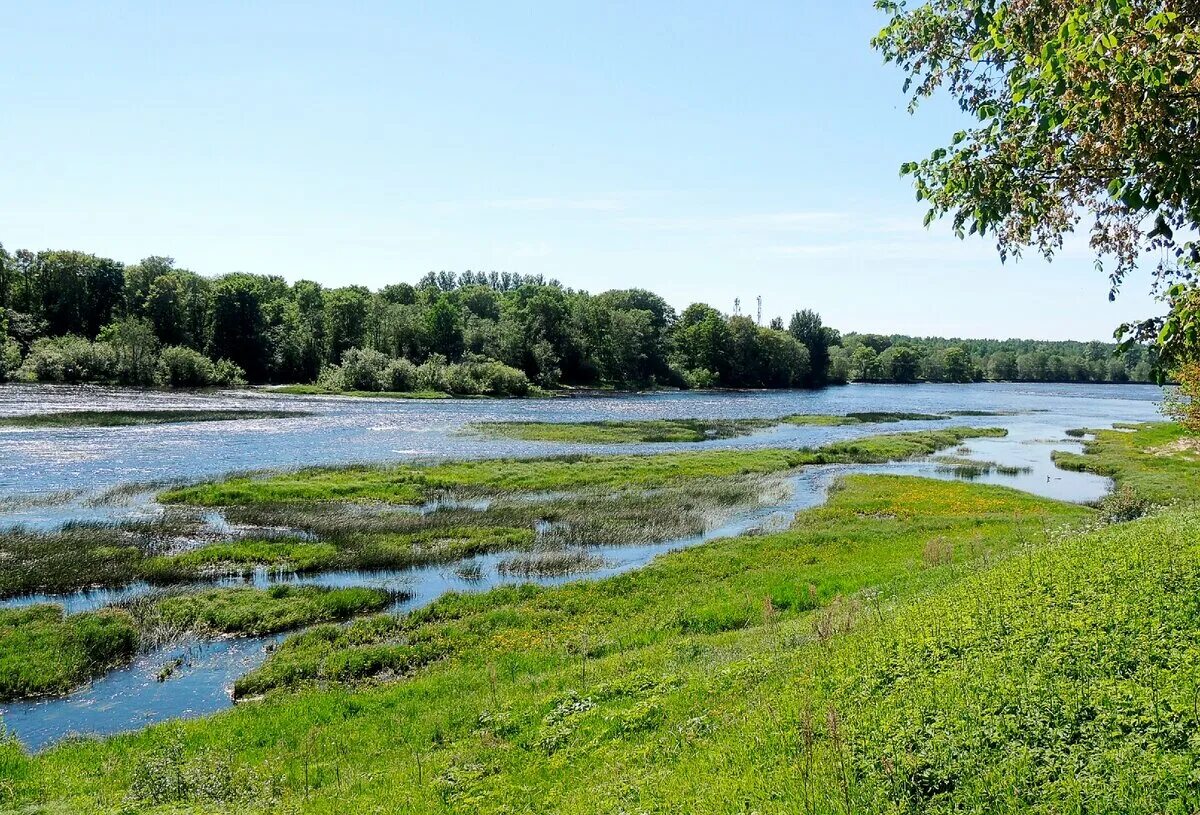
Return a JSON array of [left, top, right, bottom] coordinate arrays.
[[1, 422, 1197, 811]]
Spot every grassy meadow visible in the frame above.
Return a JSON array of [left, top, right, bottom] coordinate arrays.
[[1, 420, 1198, 813]]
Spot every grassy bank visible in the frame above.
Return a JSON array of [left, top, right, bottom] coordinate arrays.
[[0, 409, 308, 429], [0, 586, 395, 702], [1051, 421, 1200, 504], [0, 605, 137, 701], [2, 424, 1196, 812], [146, 585, 395, 637], [471, 411, 954, 443], [0, 472, 1121, 811]]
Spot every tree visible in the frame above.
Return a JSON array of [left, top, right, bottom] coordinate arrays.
[[874, 1, 1200, 372], [850, 345, 879, 381], [987, 351, 1018, 382], [98, 317, 159, 385], [942, 346, 973, 383], [208, 274, 270, 381], [324, 286, 371, 364], [425, 295, 465, 361], [787, 309, 830, 387]]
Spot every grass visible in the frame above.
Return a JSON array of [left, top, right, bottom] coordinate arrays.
[[1051, 421, 1200, 504], [271, 384, 452, 399], [3, 423, 1199, 812], [0, 473, 1100, 810], [473, 411, 955, 442], [161, 426, 1006, 506], [471, 418, 774, 443], [495, 549, 608, 578], [146, 585, 395, 637], [0, 605, 137, 701], [0, 427, 1003, 598], [0, 409, 308, 428], [0, 586, 397, 702], [140, 540, 340, 583]]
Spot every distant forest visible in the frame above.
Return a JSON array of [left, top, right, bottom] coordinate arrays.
[[0, 245, 1157, 394]]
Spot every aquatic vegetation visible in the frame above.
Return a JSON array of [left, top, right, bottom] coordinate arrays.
[[140, 540, 340, 583], [470, 418, 773, 443], [0, 409, 308, 429], [271, 384, 452, 399], [496, 549, 607, 577], [476, 412, 958, 443], [147, 585, 395, 637], [0, 605, 137, 701], [1052, 422, 1200, 504], [931, 456, 1033, 479], [162, 427, 1005, 507]]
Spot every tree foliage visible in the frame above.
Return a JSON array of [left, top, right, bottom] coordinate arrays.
[[874, 0, 1200, 375]]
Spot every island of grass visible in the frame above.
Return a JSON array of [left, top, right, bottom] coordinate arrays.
[[7, 424, 1200, 812], [0, 409, 310, 429], [471, 411, 960, 443], [0, 584, 394, 702], [0, 427, 1006, 599]]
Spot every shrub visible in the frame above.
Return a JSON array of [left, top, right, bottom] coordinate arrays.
[[0, 339, 22, 382], [212, 359, 247, 387], [156, 346, 217, 387], [339, 348, 389, 391], [382, 358, 418, 392], [417, 354, 449, 392], [18, 336, 114, 383]]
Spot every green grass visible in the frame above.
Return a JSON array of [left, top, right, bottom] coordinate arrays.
[[147, 585, 395, 637], [140, 540, 340, 583], [0, 409, 308, 428], [782, 411, 951, 426], [161, 426, 1006, 507], [4, 424, 1199, 812], [474, 412, 955, 442], [0, 474, 1099, 810], [470, 418, 773, 443], [1052, 421, 1200, 504], [271, 384, 453, 399], [0, 605, 137, 701]]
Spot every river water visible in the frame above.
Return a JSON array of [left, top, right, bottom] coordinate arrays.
[[0, 382, 1164, 749]]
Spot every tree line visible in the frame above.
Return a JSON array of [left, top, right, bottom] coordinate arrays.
[[836, 334, 1157, 385], [0, 243, 1153, 393]]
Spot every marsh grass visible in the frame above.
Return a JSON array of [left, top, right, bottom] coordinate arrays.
[[162, 427, 1005, 507], [476, 412, 958, 443], [145, 585, 396, 637], [470, 418, 774, 443], [932, 456, 1034, 479], [0, 604, 137, 701], [0, 410, 309, 429], [1052, 422, 1200, 503], [496, 549, 607, 577], [6, 423, 1200, 813]]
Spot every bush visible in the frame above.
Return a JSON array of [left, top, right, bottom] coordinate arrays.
[[156, 346, 217, 387], [338, 348, 389, 392], [382, 358, 418, 392], [212, 359, 247, 387], [0, 339, 22, 382], [416, 354, 449, 392], [18, 336, 114, 383]]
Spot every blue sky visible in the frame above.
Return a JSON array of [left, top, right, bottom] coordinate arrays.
[[0, 1, 1160, 340]]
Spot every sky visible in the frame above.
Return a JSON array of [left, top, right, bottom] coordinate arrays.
[[0, 1, 1162, 340]]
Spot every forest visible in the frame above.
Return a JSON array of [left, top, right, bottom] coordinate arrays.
[[0, 244, 1155, 395]]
